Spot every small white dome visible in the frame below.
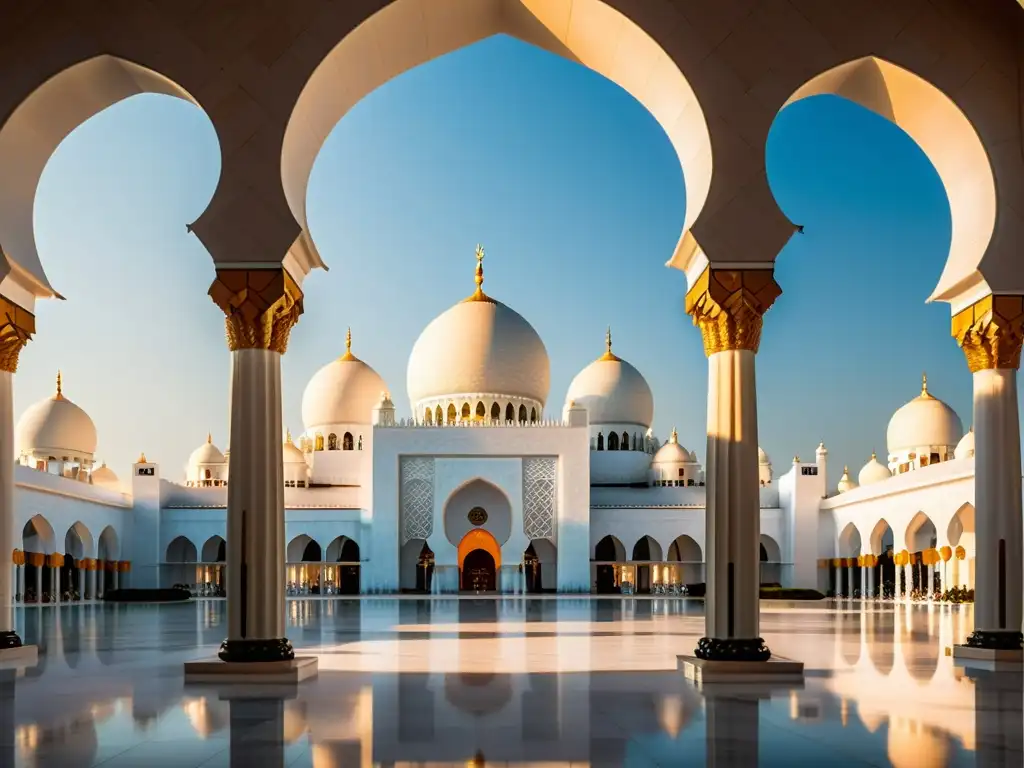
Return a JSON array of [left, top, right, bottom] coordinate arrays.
[[406, 248, 549, 408], [16, 372, 97, 457], [564, 329, 653, 427], [858, 452, 891, 486], [91, 462, 119, 489], [302, 329, 388, 428], [837, 466, 858, 494], [189, 434, 225, 466], [886, 374, 963, 454], [758, 447, 770, 465], [653, 428, 690, 464], [954, 428, 974, 460], [283, 432, 306, 464]]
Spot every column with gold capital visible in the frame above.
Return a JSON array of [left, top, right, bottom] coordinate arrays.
[[0, 297, 35, 653], [208, 268, 302, 662], [686, 266, 781, 661], [954, 296, 1024, 651]]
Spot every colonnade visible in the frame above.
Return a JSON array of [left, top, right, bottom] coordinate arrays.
[[1, 261, 1021, 660], [823, 549, 974, 600], [9, 555, 128, 603]]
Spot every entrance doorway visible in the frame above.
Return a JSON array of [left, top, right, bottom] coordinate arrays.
[[462, 549, 496, 592]]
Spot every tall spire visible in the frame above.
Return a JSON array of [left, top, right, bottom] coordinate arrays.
[[339, 326, 356, 361], [921, 371, 930, 396], [670, 427, 678, 444], [463, 244, 494, 303], [55, 370, 63, 399], [599, 325, 620, 362]]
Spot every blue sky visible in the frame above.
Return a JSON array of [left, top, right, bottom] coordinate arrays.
[[22, 34, 993, 488]]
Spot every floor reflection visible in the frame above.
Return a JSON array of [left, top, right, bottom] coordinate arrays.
[[3, 599, 1020, 766]]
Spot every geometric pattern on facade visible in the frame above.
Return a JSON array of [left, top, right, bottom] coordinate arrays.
[[400, 456, 435, 544], [522, 457, 556, 540]]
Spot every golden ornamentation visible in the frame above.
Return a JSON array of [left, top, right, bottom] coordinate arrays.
[[208, 268, 304, 353], [137, 452, 147, 464], [952, 295, 1024, 372], [940, 545, 952, 562], [599, 326, 620, 361], [684, 266, 781, 355], [463, 244, 496, 304], [0, 296, 35, 374], [55, 370, 63, 399], [339, 326, 356, 361]]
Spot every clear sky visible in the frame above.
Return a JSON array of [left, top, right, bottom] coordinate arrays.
[[21, 34, 1001, 489]]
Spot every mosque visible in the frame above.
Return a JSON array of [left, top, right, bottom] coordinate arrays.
[[9, 250, 979, 602]]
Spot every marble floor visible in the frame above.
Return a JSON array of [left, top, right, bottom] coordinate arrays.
[[2, 598, 1020, 767]]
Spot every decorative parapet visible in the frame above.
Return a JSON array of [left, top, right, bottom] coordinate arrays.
[[376, 417, 572, 429]]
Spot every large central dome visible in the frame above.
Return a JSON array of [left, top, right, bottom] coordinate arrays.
[[407, 247, 550, 411]]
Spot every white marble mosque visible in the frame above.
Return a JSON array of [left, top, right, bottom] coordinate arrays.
[[10, 254, 981, 604]]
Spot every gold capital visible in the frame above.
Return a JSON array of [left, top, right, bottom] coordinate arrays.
[[684, 267, 781, 355], [952, 295, 1024, 372], [208, 268, 303, 353], [0, 296, 35, 374]]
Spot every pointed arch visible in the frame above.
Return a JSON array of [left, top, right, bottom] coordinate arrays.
[[759, 534, 781, 562], [505, 403, 514, 423], [490, 402, 500, 421], [343, 431, 354, 450], [21, 514, 56, 554], [165, 536, 198, 563], [631, 535, 663, 562], [97, 526, 119, 561], [518, 404, 527, 423], [946, 502, 975, 546], [424, 407, 433, 425], [475, 401, 486, 419], [607, 432, 620, 451], [461, 402, 471, 420], [838, 523, 862, 558], [869, 519, 894, 556], [667, 535, 702, 562], [620, 431, 629, 450], [905, 512, 937, 553], [64, 521, 93, 559], [436, 405, 443, 425], [447, 404, 457, 424], [201, 535, 226, 563]]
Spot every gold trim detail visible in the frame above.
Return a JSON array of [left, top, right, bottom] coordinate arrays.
[[463, 244, 496, 304], [339, 326, 358, 361], [952, 295, 1024, 372], [0, 295, 35, 374], [599, 326, 620, 362], [684, 267, 781, 356], [209, 268, 304, 353]]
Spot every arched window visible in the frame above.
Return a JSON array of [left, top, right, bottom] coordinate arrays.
[[343, 432, 354, 450], [424, 408, 433, 425], [530, 407, 537, 423], [518, 404, 527, 423], [621, 431, 629, 451], [204, 468, 211, 480], [490, 402, 500, 421], [315, 433, 324, 451], [461, 403, 471, 420], [475, 401, 486, 419], [505, 403, 515, 422], [328, 433, 338, 451], [608, 432, 620, 450], [597, 432, 604, 451], [447, 404, 457, 424], [436, 405, 443, 425]]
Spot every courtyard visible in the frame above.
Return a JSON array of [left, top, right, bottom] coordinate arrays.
[[3, 598, 1019, 767]]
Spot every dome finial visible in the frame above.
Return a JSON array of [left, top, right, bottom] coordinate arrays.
[[206, 432, 212, 444], [339, 326, 357, 361], [921, 371, 929, 395], [599, 325, 621, 361], [55, 370, 63, 399], [463, 244, 494, 303], [670, 427, 678, 443], [286, 427, 293, 443]]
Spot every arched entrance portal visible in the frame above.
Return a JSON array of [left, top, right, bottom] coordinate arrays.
[[458, 529, 501, 593]]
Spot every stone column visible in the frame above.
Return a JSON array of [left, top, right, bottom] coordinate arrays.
[[89, 567, 97, 601], [210, 268, 302, 663], [866, 566, 874, 599], [861, 566, 868, 599], [954, 296, 1024, 649], [15, 566, 22, 604], [846, 565, 855, 598], [52, 567, 59, 604], [927, 564, 935, 598], [687, 267, 781, 661], [0, 301, 31, 648]]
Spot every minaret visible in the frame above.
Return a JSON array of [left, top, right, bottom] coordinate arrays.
[[131, 450, 161, 588], [815, 441, 828, 497]]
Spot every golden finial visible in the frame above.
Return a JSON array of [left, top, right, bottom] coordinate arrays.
[[339, 326, 356, 361], [55, 370, 63, 399], [670, 427, 678, 443], [599, 326, 620, 362], [794, 455, 800, 463], [464, 244, 494, 303], [843, 465, 849, 474], [286, 428, 293, 444], [138, 452, 147, 464], [921, 371, 930, 397], [870, 450, 877, 460], [206, 432, 212, 444]]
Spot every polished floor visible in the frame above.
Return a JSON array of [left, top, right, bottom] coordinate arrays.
[[2, 597, 1020, 767]]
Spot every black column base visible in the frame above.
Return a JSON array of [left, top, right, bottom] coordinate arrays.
[[0, 631, 23, 650], [965, 630, 1024, 651], [218, 638, 295, 663], [694, 636, 772, 662]]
